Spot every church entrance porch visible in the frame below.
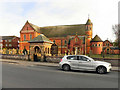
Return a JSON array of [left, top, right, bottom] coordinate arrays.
[[73, 47, 81, 55], [28, 34, 53, 62]]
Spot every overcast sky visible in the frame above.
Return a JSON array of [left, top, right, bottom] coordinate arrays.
[[0, 0, 119, 42]]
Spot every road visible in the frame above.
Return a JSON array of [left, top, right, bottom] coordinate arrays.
[[2, 62, 118, 88]]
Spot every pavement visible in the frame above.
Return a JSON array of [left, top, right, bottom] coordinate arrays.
[[0, 59, 119, 71]]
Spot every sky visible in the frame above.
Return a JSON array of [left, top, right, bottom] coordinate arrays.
[[0, 0, 119, 42]]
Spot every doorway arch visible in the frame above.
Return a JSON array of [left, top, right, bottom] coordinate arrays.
[[34, 46, 41, 61]]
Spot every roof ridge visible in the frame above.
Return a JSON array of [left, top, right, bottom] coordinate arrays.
[[40, 24, 85, 28], [91, 35, 102, 42], [29, 22, 40, 32]]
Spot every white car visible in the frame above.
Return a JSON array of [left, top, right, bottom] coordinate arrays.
[[59, 55, 112, 74]]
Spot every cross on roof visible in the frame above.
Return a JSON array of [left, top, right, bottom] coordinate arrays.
[[76, 32, 78, 35], [88, 14, 90, 19]]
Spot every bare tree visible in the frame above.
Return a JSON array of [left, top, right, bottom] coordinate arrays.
[[112, 24, 120, 46]]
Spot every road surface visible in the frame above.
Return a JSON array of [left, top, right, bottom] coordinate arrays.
[[2, 62, 118, 88]]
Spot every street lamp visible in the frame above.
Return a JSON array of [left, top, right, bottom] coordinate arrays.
[[28, 46, 30, 61], [61, 40, 62, 55]]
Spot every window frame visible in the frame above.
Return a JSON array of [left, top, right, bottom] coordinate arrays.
[[24, 35, 26, 41], [9, 44, 12, 47], [0, 44, 2, 46], [0, 40, 2, 42], [99, 44, 100, 47], [9, 39, 12, 42], [30, 34, 32, 40], [95, 44, 97, 47], [75, 38, 78, 42], [64, 40, 67, 45], [6, 44, 7, 47]]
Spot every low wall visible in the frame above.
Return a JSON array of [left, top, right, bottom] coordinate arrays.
[[1, 54, 119, 66], [46, 56, 62, 63], [1, 54, 28, 60], [46, 56, 119, 66], [93, 58, 120, 67]]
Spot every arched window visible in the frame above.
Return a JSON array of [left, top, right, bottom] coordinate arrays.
[[53, 40, 55, 43], [45, 48, 47, 53], [106, 43, 107, 46], [95, 44, 97, 47], [75, 38, 78, 42], [9, 44, 12, 47], [65, 40, 67, 45], [107, 49, 109, 54], [99, 44, 100, 47], [9, 40, 11, 42], [68, 39, 71, 45], [30, 34, 32, 40]]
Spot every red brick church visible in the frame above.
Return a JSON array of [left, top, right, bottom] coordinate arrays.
[[19, 18, 119, 57]]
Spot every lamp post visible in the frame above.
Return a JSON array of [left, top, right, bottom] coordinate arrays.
[[83, 36, 86, 55], [61, 40, 62, 55], [28, 46, 30, 61]]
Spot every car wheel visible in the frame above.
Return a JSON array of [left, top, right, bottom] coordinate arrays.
[[96, 66, 107, 74], [62, 64, 70, 71]]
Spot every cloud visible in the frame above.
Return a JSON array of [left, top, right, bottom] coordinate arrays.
[[25, 0, 98, 26], [0, 0, 119, 42]]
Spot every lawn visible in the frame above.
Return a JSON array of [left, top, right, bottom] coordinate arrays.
[[87, 54, 120, 59]]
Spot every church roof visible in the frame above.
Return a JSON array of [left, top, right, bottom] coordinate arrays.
[[28, 34, 53, 43], [39, 24, 86, 38], [29, 23, 40, 32], [91, 35, 103, 42], [86, 18, 93, 25], [28, 21, 86, 38]]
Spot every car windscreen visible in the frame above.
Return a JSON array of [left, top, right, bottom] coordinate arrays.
[[86, 56, 94, 61], [79, 56, 88, 61]]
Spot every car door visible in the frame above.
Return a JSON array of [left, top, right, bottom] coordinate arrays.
[[78, 56, 94, 70], [67, 56, 79, 69]]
